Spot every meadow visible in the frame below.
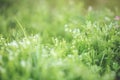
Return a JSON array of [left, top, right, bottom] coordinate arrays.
[[0, 0, 120, 80]]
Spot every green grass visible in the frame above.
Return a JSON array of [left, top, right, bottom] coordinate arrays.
[[0, 0, 120, 80]]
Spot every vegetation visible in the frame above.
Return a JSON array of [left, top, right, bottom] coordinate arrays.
[[0, 0, 120, 80]]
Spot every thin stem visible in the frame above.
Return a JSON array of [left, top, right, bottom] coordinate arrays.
[[15, 17, 27, 38]]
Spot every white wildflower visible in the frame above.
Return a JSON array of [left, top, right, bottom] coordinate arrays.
[[72, 28, 80, 34], [7, 41, 18, 47], [50, 48, 57, 57], [68, 54, 73, 58], [20, 60, 26, 67], [7, 34, 40, 48], [88, 6, 93, 12], [64, 24, 69, 32]]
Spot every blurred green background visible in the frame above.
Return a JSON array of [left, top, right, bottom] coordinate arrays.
[[1, 0, 120, 10], [0, 0, 120, 39]]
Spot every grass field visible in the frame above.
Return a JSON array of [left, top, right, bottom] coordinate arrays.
[[0, 0, 120, 80]]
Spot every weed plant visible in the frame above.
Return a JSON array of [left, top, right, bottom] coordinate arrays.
[[0, 0, 120, 80]]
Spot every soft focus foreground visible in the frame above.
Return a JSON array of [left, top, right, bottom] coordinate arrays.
[[0, 0, 120, 80]]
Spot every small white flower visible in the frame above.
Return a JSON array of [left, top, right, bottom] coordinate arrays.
[[64, 24, 69, 32], [50, 48, 57, 57], [88, 6, 93, 12], [20, 60, 26, 67], [68, 54, 73, 58], [72, 28, 80, 34], [8, 41, 18, 47], [64, 24, 68, 28], [25, 40, 30, 45]]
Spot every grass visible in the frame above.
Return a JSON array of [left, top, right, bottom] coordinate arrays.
[[0, 0, 120, 80]]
